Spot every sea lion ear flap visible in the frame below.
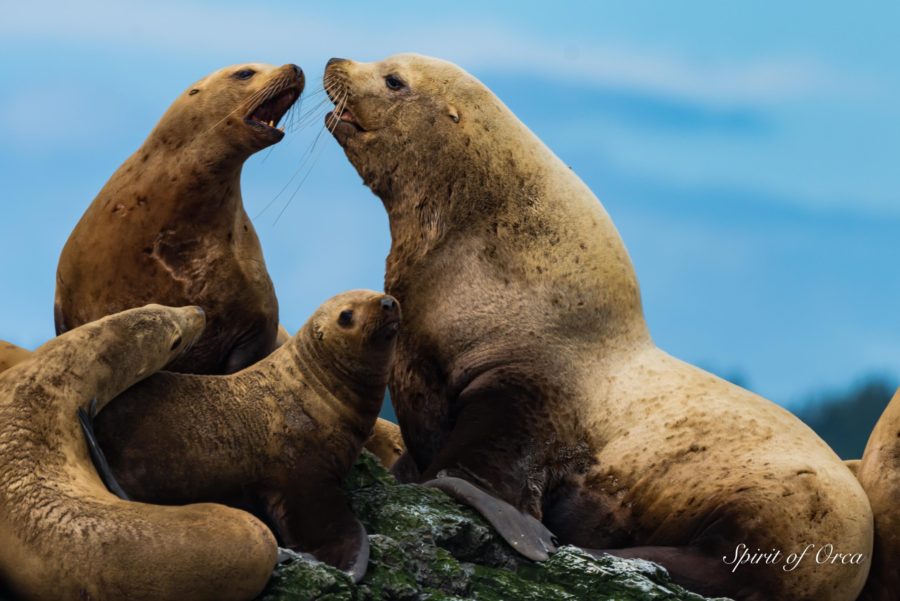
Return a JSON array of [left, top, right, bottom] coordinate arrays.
[[447, 105, 460, 123]]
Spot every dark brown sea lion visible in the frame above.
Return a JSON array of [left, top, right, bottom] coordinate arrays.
[[91, 290, 400, 582], [856, 387, 900, 601], [55, 62, 303, 374], [0, 305, 278, 601], [323, 54, 872, 601], [0, 340, 29, 374]]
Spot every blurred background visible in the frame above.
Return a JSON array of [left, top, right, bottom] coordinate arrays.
[[0, 1, 896, 457]]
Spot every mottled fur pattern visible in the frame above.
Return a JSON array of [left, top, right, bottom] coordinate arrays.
[[0, 305, 277, 601], [93, 291, 399, 580], [325, 54, 873, 601], [55, 63, 304, 374], [856, 388, 900, 600]]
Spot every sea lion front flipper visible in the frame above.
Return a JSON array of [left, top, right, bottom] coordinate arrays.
[[424, 476, 557, 561], [77, 401, 131, 500], [418, 374, 559, 561], [262, 481, 370, 582]]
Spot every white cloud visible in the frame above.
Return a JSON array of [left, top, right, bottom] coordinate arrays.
[[2, 0, 841, 106]]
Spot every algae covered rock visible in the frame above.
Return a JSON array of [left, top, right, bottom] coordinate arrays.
[[257, 452, 728, 601]]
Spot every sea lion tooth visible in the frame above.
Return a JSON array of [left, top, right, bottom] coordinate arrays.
[[55, 62, 304, 375], [323, 54, 873, 601], [93, 290, 400, 583], [0, 304, 277, 601]]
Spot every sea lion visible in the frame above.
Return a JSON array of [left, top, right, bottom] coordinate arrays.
[[0, 305, 278, 601], [0, 340, 29, 374], [856, 388, 900, 600], [90, 290, 400, 582], [55, 62, 304, 374], [365, 418, 405, 468], [323, 54, 872, 601]]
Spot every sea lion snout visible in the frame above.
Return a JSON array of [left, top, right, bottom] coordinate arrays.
[[380, 295, 397, 313]]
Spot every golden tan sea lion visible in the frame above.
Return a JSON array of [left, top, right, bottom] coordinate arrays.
[[55, 62, 303, 374], [365, 418, 405, 469], [323, 54, 872, 601], [856, 388, 900, 600], [0, 305, 277, 601], [90, 290, 400, 582], [0, 340, 30, 374]]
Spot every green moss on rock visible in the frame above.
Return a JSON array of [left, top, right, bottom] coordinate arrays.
[[258, 452, 728, 601]]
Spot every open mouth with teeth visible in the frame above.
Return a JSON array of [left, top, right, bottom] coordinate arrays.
[[245, 85, 301, 137]]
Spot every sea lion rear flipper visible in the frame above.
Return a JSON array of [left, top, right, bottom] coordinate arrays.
[[78, 401, 131, 500], [424, 476, 557, 561], [262, 481, 370, 582]]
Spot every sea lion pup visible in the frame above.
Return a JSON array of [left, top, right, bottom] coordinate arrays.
[[91, 290, 400, 582], [55, 62, 304, 375], [323, 54, 872, 601], [0, 340, 29, 374], [0, 305, 278, 601], [366, 418, 405, 468], [856, 388, 900, 600]]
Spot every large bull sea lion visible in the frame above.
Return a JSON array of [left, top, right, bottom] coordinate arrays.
[[323, 54, 872, 601]]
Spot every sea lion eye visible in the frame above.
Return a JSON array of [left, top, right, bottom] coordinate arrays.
[[188, 89, 200, 96], [233, 69, 256, 80], [338, 310, 354, 327], [385, 74, 406, 91]]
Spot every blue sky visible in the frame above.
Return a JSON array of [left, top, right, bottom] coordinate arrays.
[[0, 1, 897, 407]]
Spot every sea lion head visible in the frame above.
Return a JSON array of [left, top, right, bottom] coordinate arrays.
[[302, 290, 400, 389], [323, 54, 497, 201], [110, 304, 208, 374], [151, 62, 304, 157]]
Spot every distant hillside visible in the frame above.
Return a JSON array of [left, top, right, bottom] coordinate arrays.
[[796, 378, 897, 459]]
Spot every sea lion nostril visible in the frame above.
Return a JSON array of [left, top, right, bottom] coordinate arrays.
[[290, 64, 303, 79], [380, 297, 396, 312], [327, 57, 347, 68]]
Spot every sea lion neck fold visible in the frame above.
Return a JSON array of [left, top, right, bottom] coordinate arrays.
[[92, 290, 400, 582], [325, 54, 647, 344], [289, 292, 398, 422], [325, 54, 873, 601], [56, 62, 303, 374]]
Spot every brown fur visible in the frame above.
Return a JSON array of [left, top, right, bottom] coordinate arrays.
[[94, 290, 399, 580], [324, 54, 873, 601], [365, 418, 405, 468], [856, 388, 900, 600], [55, 63, 303, 374], [0, 305, 277, 601], [0, 341, 30, 374]]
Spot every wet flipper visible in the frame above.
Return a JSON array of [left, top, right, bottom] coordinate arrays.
[[78, 398, 131, 500], [424, 475, 557, 561], [262, 480, 370, 583]]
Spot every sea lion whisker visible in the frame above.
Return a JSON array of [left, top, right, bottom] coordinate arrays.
[[272, 128, 329, 225], [255, 125, 327, 220]]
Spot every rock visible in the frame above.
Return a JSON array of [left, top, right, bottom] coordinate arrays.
[[257, 452, 729, 601], [0, 451, 726, 600]]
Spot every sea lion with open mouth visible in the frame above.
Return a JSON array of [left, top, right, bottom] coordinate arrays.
[[323, 54, 872, 601], [89, 290, 400, 582], [0, 305, 278, 601], [55, 63, 303, 374]]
